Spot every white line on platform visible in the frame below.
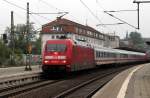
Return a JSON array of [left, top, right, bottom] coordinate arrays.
[[117, 65, 144, 98]]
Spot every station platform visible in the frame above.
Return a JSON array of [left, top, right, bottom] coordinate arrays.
[[92, 63, 150, 98], [0, 65, 42, 78]]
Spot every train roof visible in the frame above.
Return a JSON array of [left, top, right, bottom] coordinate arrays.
[[46, 39, 75, 45], [95, 46, 145, 55], [115, 47, 145, 53], [45, 39, 145, 55]]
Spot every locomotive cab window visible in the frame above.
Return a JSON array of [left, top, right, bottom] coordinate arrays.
[[46, 44, 67, 52]]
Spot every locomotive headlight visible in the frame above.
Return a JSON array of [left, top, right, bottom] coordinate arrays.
[[44, 60, 49, 63], [62, 60, 67, 63]]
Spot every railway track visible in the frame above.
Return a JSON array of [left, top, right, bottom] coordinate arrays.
[[0, 72, 41, 87], [7, 65, 134, 98], [0, 79, 63, 98], [53, 67, 124, 98], [0, 72, 42, 98]]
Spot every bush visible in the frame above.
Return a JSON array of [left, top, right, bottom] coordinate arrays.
[[0, 41, 11, 66]]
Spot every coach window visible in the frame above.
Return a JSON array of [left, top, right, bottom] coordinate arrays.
[[120, 54, 122, 58], [97, 51, 99, 57], [103, 52, 105, 58], [114, 54, 116, 58], [109, 53, 111, 58], [102, 52, 104, 57], [110, 53, 112, 57], [121, 54, 124, 58], [104, 52, 106, 58], [99, 52, 101, 57], [101, 52, 103, 57], [98, 51, 100, 57], [100, 52, 103, 57], [111, 53, 113, 57], [105, 52, 107, 58], [112, 53, 114, 57], [106, 52, 108, 57], [106, 53, 108, 57], [106, 53, 109, 57], [107, 52, 110, 58], [112, 53, 114, 58]]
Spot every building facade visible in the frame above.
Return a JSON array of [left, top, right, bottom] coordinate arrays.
[[41, 18, 119, 51]]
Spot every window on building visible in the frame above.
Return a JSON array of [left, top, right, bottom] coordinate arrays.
[[52, 26, 62, 31], [75, 27, 79, 33], [52, 35, 55, 39], [56, 35, 60, 39]]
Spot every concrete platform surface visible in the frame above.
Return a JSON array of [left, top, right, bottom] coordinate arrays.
[[92, 63, 150, 98], [0, 65, 42, 78]]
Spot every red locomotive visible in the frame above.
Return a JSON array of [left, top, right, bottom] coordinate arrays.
[[42, 39, 95, 72]]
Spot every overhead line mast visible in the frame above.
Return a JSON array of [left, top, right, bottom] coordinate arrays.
[[25, 2, 32, 71], [133, 0, 150, 29], [10, 11, 15, 65]]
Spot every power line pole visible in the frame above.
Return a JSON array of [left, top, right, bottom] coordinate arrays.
[[25, 2, 32, 71], [11, 11, 15, 65], [133, 0, 150, 29], [137, 2, 140, 29]]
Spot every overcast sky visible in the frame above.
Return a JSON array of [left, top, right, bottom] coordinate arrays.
[[0, 0, 150, 38]]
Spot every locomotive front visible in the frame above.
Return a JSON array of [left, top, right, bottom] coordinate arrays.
[[42, 40, 72, 73]]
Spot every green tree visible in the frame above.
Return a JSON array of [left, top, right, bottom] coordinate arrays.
[[129, 31, 145, 50], [32, 37, 41, 55], [3, 23, 38, 66], [4, 23, 37, 54], [0, 40, 11, 66]]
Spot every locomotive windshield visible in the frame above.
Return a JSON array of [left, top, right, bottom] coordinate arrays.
[[46, 44, 67, 52]]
